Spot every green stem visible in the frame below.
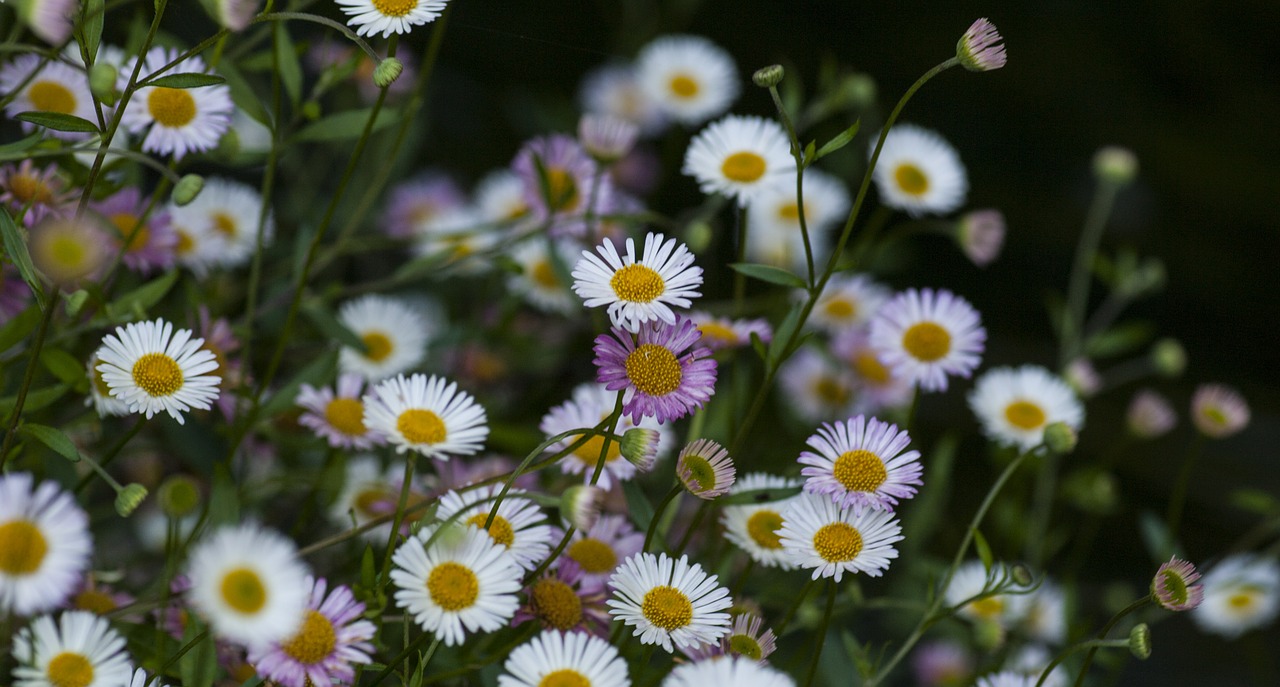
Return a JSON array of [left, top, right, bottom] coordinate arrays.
[[729, 558, 755, 598], [1166, 434, 1206, 542], [1024, 453, 1060, 566], [367, 630, 437, 686], [420, 624, 537, 684], [1070, 598, 1151, 687], [379, 453, 418, 581], [643, 485, 684, 553], [805, 580, 838, 687], [156, 629, 210, 675], [1061, 178, 1122, 367], [766, 83, 814, 287], [775, 578, 816, 636], [1035, 637, 1134, 687], [0, 285, 60, 469]]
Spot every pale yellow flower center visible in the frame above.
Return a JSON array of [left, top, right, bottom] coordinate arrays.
[[539, 670, 591, 687], [324, 398, 367, 436], [220, 568, 267, 613], [902, 322, 951, 362], [1004, 400, 1047, 430], [360, 331, 393, 362], [46, 652, 94, 687], [427, 562, 478, 611], [29, 80, 77, 114], [721, 151, 766, 183], [147, 87, 197, 128], [746, 510, 784, 550], [894, 163, 929, 196], [567, 537, 616, 573], [668, 74, 699, 98], [131, 352, 184, 397], [396, 409, 446, 445], [0, 520, 47, 574]]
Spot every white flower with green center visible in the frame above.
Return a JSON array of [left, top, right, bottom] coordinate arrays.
[[0, 473, 92, 616], [335, 0, 449, 38], [572, 231, 703, 333], [96, 318, 221, 425], [11, 611, 133, 687]]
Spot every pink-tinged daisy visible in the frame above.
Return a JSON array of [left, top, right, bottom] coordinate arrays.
[[689, 311, 772, 352], [438, 486, 552, 571], [869, 287, 986, 392], [572, 232, 703, 333], [0, 54, 96, 141], [558, 514, 645, 588], [474, 169, 533, 226], [335, 0, 448, 38], [0, 159, 73, 227], [579, 62, 668, 137], [593, 317, 717, 424], [1126, 389, 1176, 439], [90, 186, 177, 274], [336, 294, 434, 382], [635, 35, 739, 127], [722, 612, 778, 662], [119, 47, 233, 160], [831, 327, 914, 414], [807, 273, 891, 333], [682, 114, 792, 204], [514, 561, 611, 636], [248, 577, 376, 687], [677, 438, 736, 499], [777, 347, 859, 423], [68, 574, 135, 618], [579, 112, 640, 164], [10, 611, 133, 687], [967, 366, 1085, 452], [297, 373, 386, 450], [721, 473, 801, 569], [1152, 556, 1203, 612], [663, 655, 795, 687], [957, 18, 1008, 72], [955, 209, 1005, 267], [539, 382, 671, 490], [871, 124, 968, 217], [512, 134, 614, 238], [96, 318, 222, 424], [607, 552, 732, 653], [362, 373, 489, 460], [1191, 383, 1250, 438], [798, 415, 922, 514], [14, 0, 77, 46], [498, 629, 629, 687], [912, 639, 974, 687], [0, 473, 92, 616], [778, 492, 903, 581], [1, 264, 33, 323], [382, 172, 467, 239]]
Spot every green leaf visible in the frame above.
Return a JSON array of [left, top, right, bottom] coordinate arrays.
[[303, 302, 367, 352], [973, 527, 994, 574], [15, 111, 100, 133], [81, 0, 105, 64], [219, 60, 271, 127], [1, 207, 45, 307], [178, 619, 218, 687], [1230, 488, 1280, 516], [40, 348, 86, 388], [0, 305, 40, 353], [1084, 320, 1155, 358], [19, 423, 82, 462], [208, 464, 240, 526], [0, 384, 69, 416], [728, 262, 807, 289], [273, 23, 302, 107], [293, 107, 399, 142], [104, 269, 178, 320], [146, 72, 227, 89], [812, 119, 862, 161], [0, 133, 43, 160], [622, 480, 655, 532], [391, 250, 450, 282], [748, 331, 768, 362]]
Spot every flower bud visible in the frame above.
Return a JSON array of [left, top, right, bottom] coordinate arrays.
[[619, 427, 659, 471], [956, 18, 1008, 72], [158, 474, 202, 518], [1011, 563, 1034, 587], [114, 483, 149, 517], [374, 58, 404, 89], [1093, 146, 1139, 185], [752, 64, 785, 88], [1128, 623, 1152, 660], [88, 63, 118, 104], [1149, 338, 1186, 378], [1043, 421, 1077, 454], [172, 174, 205, 206], [559, 485, 604, 531]]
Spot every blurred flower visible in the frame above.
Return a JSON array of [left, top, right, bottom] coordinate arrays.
[[540, 383, 670, 490], [689, 311, 772, 352], [28, 215, 108, 288], [557, 514, 644, 588], [85, 348, 130, 418], [0, 54, 96, 140], [1152, 556, 1204, 612], [722, 613, 777, 662], [1092, 145, 1139, 185], [1021, 580, 1067, 644], [1064, 358, 1100, 397], [871, 124, 968, 217], [579, 112, 640, 164], [778, 347, 859, 423], [120, 48, 233, 160], [746, 168, 849, 275], [955, 209, 1006, 267], [870, 287, 986, 392], [574, 231, 703, 333], [1190, 383, 1250, 438], [200, 0, 260, 31], [912, 639, 973, 687], [327, 455, 429, 540], [474, 168, 531, 226], [96, 318, 222, 424], [438, 486, 552, 571], [91, 186, 177, 274], [593, 317, 717, 424], [682, 114, 792, 204], [956, 18, 1008, 72], [578, 62, 667, 136], [0, 264, 32, 323], [721, 473, 801, 569], [799, 415, 922, 514], [831, 327, 914, 414], [247, 577, 375, 687], [498, 629, 628, 687], [975, 671, 1037, 687], [514, 562, 610, 636], [945, 561, 1032, 628], [197, 307, 244, 421], [12, 0, 77, 45], [297, 373, 386, 450], [807, 273, 890, 334], [1191, 554, 1279, 639], [0, 159, 73, 227], [636, 35, 739, 126], [171, 177, 273, 271], [362, 373, 489, 460], [1126, 389, 1176, 439], [11, 611, 132, 687], [0, 473, 92, 616], [560, 485, 605, 532], [336, 295, 433, 382], [665, 656, 794, 686], [676, 438, 735, 499], [968, 366, 1085, 452], [607, 552, 732, 652], [336, 0, 448, 38], [382, 172, 466, 239], [506, 238, 579, 315], [512, 134, 613, 238]]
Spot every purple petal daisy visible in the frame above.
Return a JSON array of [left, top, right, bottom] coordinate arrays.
[[198, 307, 245, 422], [0, 159, 74, 227], [514, 559, 612, 637], [798, 415, 923, 514], [381, 172, 467, 239], [91, 187, 177, 274], [1152, 556, 1204, 612], [593, 317, 717, 423], [297, 372, 386, 450], [248, 577, 376, 687], [512, 133, 615, 238]]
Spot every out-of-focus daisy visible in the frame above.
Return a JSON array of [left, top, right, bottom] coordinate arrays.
[[12, 0, 77, 45], [871, 124, 968, 217], [186, 523, 311, 647], [197, 307, 244, 421], [1126, 389, 1176, 439], [573, 232, 703, 332], [120, 48, 233, 160], [559, 514, 644, 588], [831, 327, 914, 414], [85, 348, 130, 418], [579, 112, 640, 164], [363, 373, 488, 460], [540, 383, 670, 490], [778, 347, 859, 423], [954, 209, 1005, 267], [944, 561, 1032, 628], [96, 318, 221, 424], [869, 287, 986, 392], [689, 312, 772, 352], [967, 366, 1085, 452], [0, 54, 96, 140], [635, 35, 739, 126], [676, 438, 735, 499], [515, 562, 610, 635], [808, 273, 891, 334], [247, 577, 376, 687], [170, 177, 273, 270], [126, 668, 172, 687], [607, 552, 732, 652], [438, 486, 552, 571], [383, 172, 467, 239], [474, 169, 531, 226], [1190, 383, 1250, 438], [1191, 554, 1280, 639], [0, 159, 72, 226], [297, 373, 386, 450], [10, 611, 132, 687], [0, 473, 92, 616], [90, 187, 177, 274], [683, 115, 792, 204], [507, 238, 579, 315], [1152, 556, 1203, 612], [27, 216, 109, 288], [328, 455, 429, 539], [69, 576, 134, 618], [498, 629, 629, 687], [1063, 358, 1101, 398], [721, 473, 801, 569], [662, 655, 795, 687], [579, 62, 667, 136], [778, 492, 903, 581], [912, 639, 974, 687], [1020, 580, 1067, 645], [975, 672, 1036, 687], [1004, 645, 1065, 687], [409, 205, 497, 272], [512, 134, 613, 238], [168, 199, 220, 277], [746, 168, 850, 275], [593, 317, 717, 424], [390, 523, 522, 646], [336, 295, 433, 381], [335, 0, 448, 38], [798, 415, 922, 514]]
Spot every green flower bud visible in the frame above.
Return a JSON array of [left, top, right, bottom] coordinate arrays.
[[114, 483, 149, 517], [1043, 421, 1078, 454], [1129, 623, 1152, 660], [88, 63, 118, 104], [1150, 338, 1186, 378], [840, 73, 878, 109], [172, 174, 204, 206], [559, 485, 604, 531], [752, 64, 784, 88], [1011, 563, 1034, 587], [1093, 146, 1139, 185], [374, 58, 404, 89], [158, 474, 202, 518], [619, 428, 660, 471]]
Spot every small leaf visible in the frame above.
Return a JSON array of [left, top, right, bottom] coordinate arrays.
[[259, 347, 339, 417], [208, 464, 240, 526], [146, 72, 227, 89], [19, 423, 82, 462], [105, 270, 178, 320], [273, 23, 302, 107], [40, 348, 86, 388], [729, 262, 807, 289], [293, 108, 399, 142], [973, 527, 994, 573], [1084, 320, 1155, 358], [748, 331, 768, 362], [219, 60, 272, 127], [178, 619, 218, 687], [15, 111, 100, 133], [0, 384, 69, 416], [1, 207, 45, 307], [0, 133, 43, 160], [303, 302, 367, 352], [81, 0, 105, 64], [812, 119, 862, 161]]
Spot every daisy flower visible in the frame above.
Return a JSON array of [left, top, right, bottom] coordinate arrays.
[[168, 177, 274, 270], [662, 655, 795, 687], [10, 611, 132, 687], [778, 493, 903, 581], [186, 523, 311, 647], [474, 169, 532, 226], [0, 54, 96, 141], [955, 208, 1006, 267], [248, 577, 376, 687], [328, 455, 430, 539], [498, 629, 629, 687], [957, 18, 1008, 72], [579, 112, 641, 164], [689, 312, 772, 352], [1191, 554, 1280, 639], [335, 0, 448, 38], [69, 575, 135, 618], [635, 35, 739, 126], [120, 47, 233, 160], [540, 383, 671, 490], [723, 613, 778, 662], [593, 317, 717, 424], [336, 295, 434, 381], [14, 0, 77, 45], [90, 186, 177, 274], [507, 238, 580, 315], [944, 561, 1032, 628], [0, 473, 92, 616], [1152, 556, 1203, 612], [721, 473, 801, 569], [798, 415, 922, 514], [168, 199, 222, 277], [967, 366, 1085, 452], [127, 668, 171, 687], [912, 640, 974, 687], [515, 562, 611, 635], [390, 523, 522, 646], [85, 348, 130, 418], [871, 124, 968, 217], [559, 514, 645, 588], [807, 273, 891, 333], [607, 552, 732, 652], [869, 287, 986, 392], [1126, 389, 1177, 439], [96, 318, 222, 424], [573, 232, 703, 333], [438, 486, 552, 571], [831, 327, 914, 414], [512, 134, 613, 238], [579, 62, 668, 136], [0, 159, 72, 227], [362, 373, 489, 460], [297, 373, 386, 450], [1020, 580, 1067, 645], [676, 438, 736, 499], [682, 115, 792, 204], [777, 347, 859, 423], [1190, 383, 1250, 438], [382, 172, 466, 239], [27, 216, 110, 288], [745, 168, 850, 274]]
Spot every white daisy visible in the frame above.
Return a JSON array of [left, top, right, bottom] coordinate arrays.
[[720, 473, 801, 569], [335, 0, 448, 38], [868, 287, 986, 392], [682, 115, 792, 204], [498, 629, 630, 687], [975, 671, 1037, 687], [1190, 383, 1250, 438], [126, 668, 172, 687], [390, 523, 522, 646], [806, 273, 891, 333], [507, 238, 580, 315], [167, 177, 274, 270], [967, 366, 1085, 452], [474, 169, 532, 226], [119, 47, 233, 160], [186, 523, 311, 648], [438, 486, 553, 571], [85, 348, 130, 418], [663, 655, 796, 687], [168, 200, 222, 277], [606, 552, 732, 653], [830, 327, 915, 414], [0, 54, 96, 141], [328, 454, 430, 540], [635, 35, 739, 126], [96, 318, 221, 424], [579, 62, 668, 136], [10, 611, 133, 687], [572, 231, 703, 333], [745, 168, 850, 275], [944, 561, 1032, 628], [0, 473, 92, 616], [797, 415, 923, 514], [539, 382, 672, 490], [777, 347, 859, 423], [1191, 554, 1280, 639], [1020, 580, 1067, 645], [336, 295, 433, 381], [871, 123, 968, 217], [363, 373, 489, 460], [778, 492, 903, 581]]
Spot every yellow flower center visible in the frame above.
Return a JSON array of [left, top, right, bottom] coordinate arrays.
[[729, 633, 764, 660], [624, 343, 682, 396], [1004, 400, 1047, 430], [324, 397, 367, 437], [8, 172, 54, 204], [427, 562, 479, 611], [396, 409, 447, 445], [813, 377, 851, 405], [544, 168, 579, 212], [609, 263, 665, 303], [571, 434, 621, 464], [721, 151, 767, 183], [372, 0, 415, 17], [110, 213, 151, 251], [212, 211, 238, 238], [175, 228, 195, 255], [147, 87, 197, 128], [531, 259, 560, 288], [696, 322, 737, 348], [0, 520, 48, 574], [131, 352, 185, 397], [968, 595, 1004, 620], [567, 537, 617, 574], [219, 568, 267, 614], [832, 449, 888, 493], [47, 234, 87, 270], [669, 74, 699, 98], [46, 652, 94, 687], [812, 522, 863, 563], [852, 351, 891, 385], [530, 578, 583, 631], [746, 509, 784, 550], [539, 670, 591, 687], [680, 453, 717, 492], [902, 322, 951, 362], [360, 331, 393, 362], [29, 80, 77, 114], [1228, 586, 1262, 611], [74, 589, 118, 614], [777, 202, 803, 221], [822, 298, 856, 321], [465, 513, 515, 548], [354, 487, 391, 518], [282, 609, 337, 665], [640, 585, 693, 631], [893, 163, 929, 196]]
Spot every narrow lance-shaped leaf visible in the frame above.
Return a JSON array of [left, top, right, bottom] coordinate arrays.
[[15, 111, 101, 133], [146, 73, 227, 89]]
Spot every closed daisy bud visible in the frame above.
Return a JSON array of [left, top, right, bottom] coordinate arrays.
[[373, 57, 404, 89], [88, 62, 118, 104], [1152, 557, 1203, 612], [1042, 421, 1078, 454], [1191, 383, 1250, 438], [955, 208, 1005, 267], [1126, 389, 1176, 439], [578, 112, 639, 164], [1149, 338, 1186, 377], [752, 64, 785, 88], [172, 174, 204, 206], [676, 438, 735, 500], [560, 485, 605, 532], [620, 427, 661, 471], [956, 18, 1008, 72], [1093, 146, 1138, 185], [157, 475, 202, 518], [1129, 623, 1152, 659], [29, 216, 108, 288], [113, 484, 148, 517]]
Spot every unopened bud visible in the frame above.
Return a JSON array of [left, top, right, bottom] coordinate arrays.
[[172, 174, 204, 206], [620, 428, 660, 471], [1093, 146, 1139, 186], [559, 485, 604, 531], [114, 483, 149, 517], [158, 474, 201, 518], [374, 57, 404, 89], [1150, 338, 1186, 378], [88, 63, 118, 104], [1011, 563, 1034, 587], [752, 64, 785, 88], [840, 73, 877, 109], [1043, 422, 1077, 454], [684, 221, 713, 253], [1128, 623, 1152, 660]]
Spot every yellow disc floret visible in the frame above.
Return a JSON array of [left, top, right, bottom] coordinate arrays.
[[282, 610, 337, 665], [901, 322, 951, 362], [397, 409, 447, 445], [640, 585, 693, 631], [0, 520, 48, 575], [721, 151, 767, 183], [609, 264, 665, 303], [624, 343, 682, 397], [812, 522, 863, 563], [832, 449, 888, 493], [427, 562, 479, 611], [131, 352, 185, 397]]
